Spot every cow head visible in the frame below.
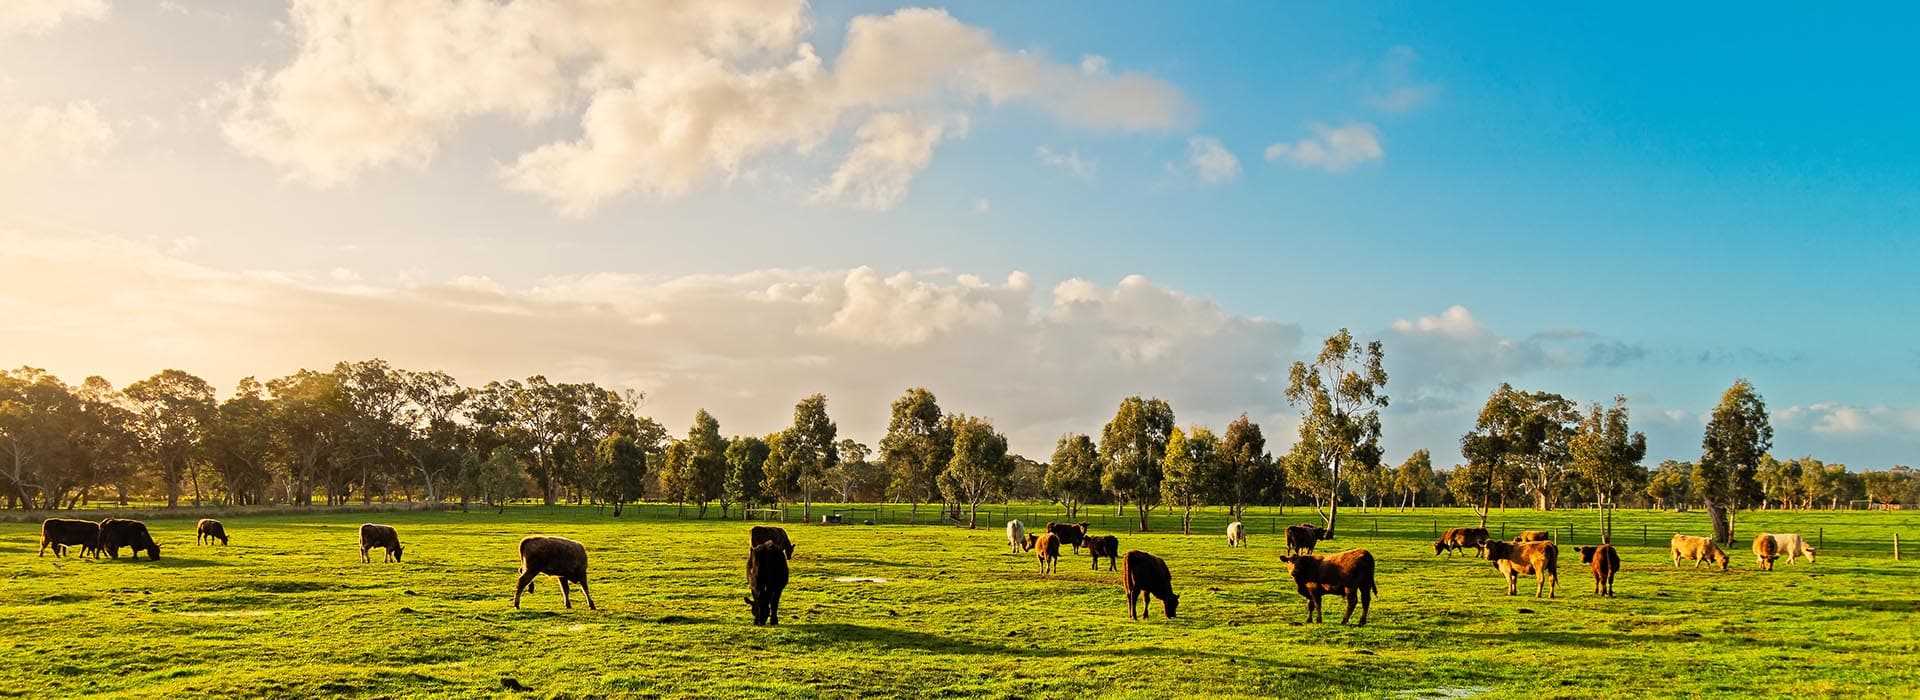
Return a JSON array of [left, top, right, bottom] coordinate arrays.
[[1162, 592, 1180, 619], [391, 543, 404, 562], [1432, 540, 1447, 556], [1576, 546, 1597, 564], [145, 543, 162, 561]]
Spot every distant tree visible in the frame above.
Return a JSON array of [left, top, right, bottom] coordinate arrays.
[[473, 446, 526, 514], [594, 431, 647, 516], [722, 435, 770, 519], [1393, 449, 1434, 510], [685, 410, 727, 517], [1161, 425, 1221, 534], [1284, 330, 1387, 537], [1099, 396, 1175, 531], [938, 414, 1012, 529], [207, 378, 278, 506], [267, 369, 351, 505], [829, 438, 874, 502], [124, 369, 216, 508], [1756, 455, 1802, 509], [69, 376, 140, 508], [660, 440, 691, 517], [769, 394, 837, 522], [1646, 460, 1695, 511], [1007, 454, 1047, 501], [1568, 396, 1648, 509], [880, 388, 949, 516], [0, 368, 80, 509], [393, 369, 468, 504], [1217, 414, 1271, 520], [1697, 378, 1771, 544], [1045, 433, 1101, 518]]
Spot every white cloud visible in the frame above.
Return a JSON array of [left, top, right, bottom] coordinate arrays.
[[1386, 305, 1645, 397], [0, 231, 1297, 455], [329, 267, 361, 283], [1183, 136, 1240, 185], [810, 112, 951, 211], [0, 101, 115, 169], [1036, 145, 1097, 181], [1265, 122, 1383, 172], [1368, 46, 1441, 113], [223, 2, 1188, 215], [0, 0, 107, 36]]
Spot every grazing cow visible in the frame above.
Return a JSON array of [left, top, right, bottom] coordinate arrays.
[[1575, 544, 1620, 596], [1045, 522, 1089, 554], [1279, 549, 1377, 625], [196, 518, 229, 546], [1120, 550, 1179, 620], [99, 519, 162, 561], [1226, 521, 1248, 548], [1669, 534, 1728, 571], [39, 518, 99, 558], [1085, 535, 1120, 571], [1433, 527, 1490, 557], [749, 525, 795, 560], [359, 523, 403, 563], [1758, 532, 1816, 566], [1006, 520, 1028, 554], [1752, 534, 1781, 571], [1033, 533, 1060, 574], [1285, 523, 1328, 556], [1479, 540, 1557, 598], [746, 541, 789, 625], [513, 536, 595, 610], [1513, 530, 1552, 543]]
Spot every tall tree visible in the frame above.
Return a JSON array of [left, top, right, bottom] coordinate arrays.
[[938, 414, 1012, 529], [334, 360, 409, 505], [394, 369, 468, 503], [722, 435, 770, 519], [1646, 460, 1696, 510], [1098, 396, 1175, 531], [829, 438, 874, 503], [1393, 449, 1434, 510], [69, 377, 139, 508], [1045, 433, 1101, 518], [1568, 395, 1648, 539], [1217, 414, 1271, 520], [770, 394, 837, 522], [0, 368, 79, 509], [1697, 378, 1772, 544], [268, 370, 350, 505], [1283, 329, 1388, 537], [880, 388, 949, 516], [594, 431, 647, 516], [124, 369, 215, 507], [207, 378, 278, 506], [685, 409, 727, 517], [1161, 425, 1221, 534], [660, 440, 691, 516]]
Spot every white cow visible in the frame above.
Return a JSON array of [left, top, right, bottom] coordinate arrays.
[[1760, 532, 1817, 565], [1226, 521, 1247, 548], [1006, 520, 1028, 554]]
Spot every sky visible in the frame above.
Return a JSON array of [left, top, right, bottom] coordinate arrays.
[[2, 1, 1916, 468]]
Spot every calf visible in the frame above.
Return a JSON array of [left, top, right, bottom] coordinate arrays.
[[196, 518, 229, 546], [513, 535, 595, 610], [749, 525, 795, 560], [746, 541, 789, 625], [1669, 534, 1728, 571], [1121, 550, 1178, 620], [99, 518, 162, 561], [1226, 521, 1248, 548], [1285, 523, 1328, 556], [1760, 532, 1816, 565], [359, 523, 403, 563], [1045, 521, 1089, 554], [1033, 533, 1060, 574], [1752, 533, 1780, 571], [1575, 544, 1620, 596], [1433, 527, 1489, 556], [1279, 549, 1377, 625], [1006, 520, 1028, 554], [1513, 530, 1552, 543], [39, 518, 99, 558], [1479, 540, 1557, 598], [1085, 534, 1120, 571]]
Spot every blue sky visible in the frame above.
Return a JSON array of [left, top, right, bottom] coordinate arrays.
[[1, 1, 1914, 467]]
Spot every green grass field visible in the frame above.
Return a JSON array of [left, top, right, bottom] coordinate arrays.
[[3, 504, 1916, 698]]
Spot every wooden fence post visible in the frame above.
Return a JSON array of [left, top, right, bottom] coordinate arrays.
[[1819, 528, 1824, 550], [1642, 524, 1647, 545], [1895, 533, 1901, 561]]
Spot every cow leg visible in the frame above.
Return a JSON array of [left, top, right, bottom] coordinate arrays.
[[1358, 587, 1371, 626], [513, 570, 538, 609], [1339, 591, 1357, 625], [578, 578, 595, 610], [360, 546, 369, 564], [560, 578, 573, 608], [1128, 589, 1139, 620]]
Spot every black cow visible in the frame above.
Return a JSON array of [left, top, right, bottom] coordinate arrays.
[[746, 541, 790, 625]]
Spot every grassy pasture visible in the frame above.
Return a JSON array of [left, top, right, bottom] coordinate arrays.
[[1, 505, 1916, 699]]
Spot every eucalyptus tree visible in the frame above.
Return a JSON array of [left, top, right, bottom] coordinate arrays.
[[661, 440, 691, 516], [1645, 460, 1696, 510], [1283, 330, 1387, 537], [685, 409, 727, 517], [1217, 414, 1271, 520], [829, 438, 875, 503], [1045, 433, 1101, 518], [268, 369, 350, 505], [594, 431, 647, 516], [0, 368, 79, 509], [124, 369, 216, 507], [207, 378, 278, 505], [938, 413, 1012, 529], [1098, 396, 1175, 531], [1394, 449, 1434, 510], [1568, 395, 1647, 539], [393, 369, 467, 503], [880, 388, 949, 516], [1697, 378, 1771, 543], [722, 435, 770, 519], [768, 394, 837, 521], [334, 360, 411, 504], [1161, 425, 1222, 534]]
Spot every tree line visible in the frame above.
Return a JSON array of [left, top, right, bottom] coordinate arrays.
[[4, 333, 1912, 542]]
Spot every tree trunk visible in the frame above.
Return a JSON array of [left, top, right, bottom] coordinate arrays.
[[803, 484, 812, 523], [968, 501, 978, 529], [1181, 501, 1192, 535], [1706, 499, 1732, 544], [1135, 500, 1150, 532]]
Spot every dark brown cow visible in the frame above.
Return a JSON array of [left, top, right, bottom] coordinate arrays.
[[358, 523, 402, 563], [513, 536, 595, 610], [1432, 527, 1489, 556], [1033, 533, 1060, 574], [1576, 544, 1620, 596], [1285, 523, 1328, 556], [39, 518, 99, 558], [1480, 540, 1558, 597], [746, 541, 789, 625], [1045, 521, 1089, 553], [1121, 550, 1178, 620], [99, 518, 161, 561], [749, 525, 795, 560], [1085, 534, 1120, 571], [1513, 530, 1552, 543], [196, 518, 229, 546], [1279, 549, 1377, 625]]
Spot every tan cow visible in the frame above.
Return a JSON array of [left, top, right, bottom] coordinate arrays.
[[1479, 540, 1558, 598], [1752, 533, 1781, 571], [1670, 534, 1728, 571]]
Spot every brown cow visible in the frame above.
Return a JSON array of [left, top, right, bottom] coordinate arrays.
[[749, 525, 795, 560], [1433, 527, 1489, 556], [1752, 534, 1781, 571], [513, 536, 595, 610], [1479, 540, 1557, 597], [1279, 549, 1377, 625], [99, 518, 162, 561], [39, 518, 99, 558], [1285, 523, 1329, 556], [1045, 521, 1089, 553], [1670, 534, 1728, 571], [1033, 533, 1060, 574], [746, 541, 789, 625], [1575, 544, 1620, 596], [359, 523, 403, 563], [1513, 530, 1552, 543], [1085, 534, 1120, 571], [1121, 550, 1178, 620], [196, 518, 229, 546]]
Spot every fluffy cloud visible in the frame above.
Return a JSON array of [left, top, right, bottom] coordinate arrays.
[[1386, 305, 1646, 397], [1036, 145, 1096, 181], [1770, 402, 1920, 437], [223, 1, 1187, 215], [0, 231, 1296, 455], [0, 101, 115, 169], [1182, 136, 1240, 185], [1265, 122, 1383, 172], [0, 0, 106, 36]]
